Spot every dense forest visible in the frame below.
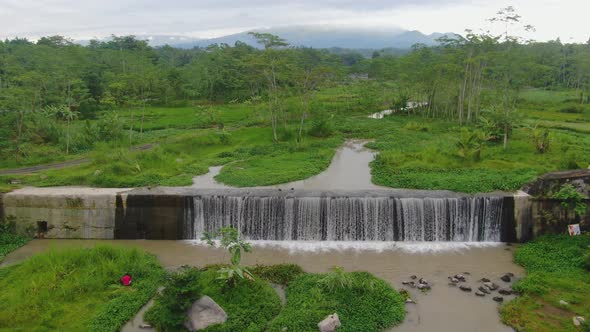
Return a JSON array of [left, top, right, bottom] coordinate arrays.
[[0, 7, 589, 194], [1, 26, 589, 159]]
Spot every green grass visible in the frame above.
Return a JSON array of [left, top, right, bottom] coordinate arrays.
[[1, 86, 589, 193], [267, 270, 405, 332], [0, 233, 29, 262], [501, 234, 590, 332], [147, 266, 282, 332], [0, 245, 164, 332]]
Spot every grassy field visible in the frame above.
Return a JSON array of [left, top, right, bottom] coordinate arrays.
[[501, 235, 590, 332], [0, 246, 164, 332], [1, 86, 589, 193]]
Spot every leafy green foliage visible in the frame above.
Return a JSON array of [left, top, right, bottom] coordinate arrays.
[[268, 271, 405, 332], [0, 246, 164, 332], [551, 184, 588, 218], [0, 216, 30, 262], [199, 268, 281, 332], [202, 227, 255, 287], [250, 264, 305, 285], [502, 235, 590, 332], [144, 267, 202, 331]]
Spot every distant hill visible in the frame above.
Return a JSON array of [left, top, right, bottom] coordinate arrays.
[[134, 27, 454, 50]]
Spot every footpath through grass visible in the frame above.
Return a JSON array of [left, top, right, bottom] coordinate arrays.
[[0, 246, 164, 332], [501, 234, 590, 331]]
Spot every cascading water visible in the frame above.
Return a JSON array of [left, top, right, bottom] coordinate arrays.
[[183, 194, 506, 242]]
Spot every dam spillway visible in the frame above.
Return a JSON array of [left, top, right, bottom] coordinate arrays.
[[184, 195, 507, 242], [109, 188, 516, 242], [0, 188, 518, 243]]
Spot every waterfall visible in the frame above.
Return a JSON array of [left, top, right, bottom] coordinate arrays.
[[184, 195, 505, 242]]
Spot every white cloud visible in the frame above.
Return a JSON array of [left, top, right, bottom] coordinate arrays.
[[0, 0, 588, 42]]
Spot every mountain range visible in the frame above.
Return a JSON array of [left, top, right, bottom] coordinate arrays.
[[136, 27, 454, 50]]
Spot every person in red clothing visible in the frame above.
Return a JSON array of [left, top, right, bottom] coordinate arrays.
[[120, 273, 132, 286]]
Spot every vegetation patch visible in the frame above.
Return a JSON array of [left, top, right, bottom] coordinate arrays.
[[268, 268, 405, 332], [501, 235, 590, 332], [0, 246, 164, 332], [0, 216, 30, 262], [146, 267, 282, 332]]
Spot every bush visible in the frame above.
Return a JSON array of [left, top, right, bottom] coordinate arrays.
[[144, 267, 203, 331], [250, 264, 305, 285], [268, 271, 405, 332], [308, 118, 334, 138], [200, 268, 281, 332]]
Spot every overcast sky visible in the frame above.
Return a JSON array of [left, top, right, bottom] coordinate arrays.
[[1, 0, 588, 42]]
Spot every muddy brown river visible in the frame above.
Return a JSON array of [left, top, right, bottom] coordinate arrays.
[[3, 240, 521, 332]]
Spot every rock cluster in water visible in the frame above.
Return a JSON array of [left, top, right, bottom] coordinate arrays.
[[447, 272, 517, 303]]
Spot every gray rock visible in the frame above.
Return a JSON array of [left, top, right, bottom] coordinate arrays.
[[318, 313, 341, 332], [480, 278, 491, 283], [484, 282, 499, 291], [410, 275, 417, 280], [459, 285, 472, 292], [449, 277, 459, 283], [478, 286, 491, 294], [559, 300, 569, 306], [184, 296, 227, 331], [500, 274, 511, 282], [493, 296, 504, 303], [475, 291, 485, 297], [573, 316, 586, 327], [454, 274, 466, 281], [405, 298, 415, 304], [498, 288, 512, 296], [418, 278, 428, 285], [417, 283, 431, 290]]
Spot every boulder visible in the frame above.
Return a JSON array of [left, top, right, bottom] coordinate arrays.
[[318, 313, 341, 332], [493, 296, 504, 303], [475, 291, 485, 297], [448, 277, 459, 283], [478, 286, 491, 294], [484, 282, 499, 291], [184, 296, 227, 331], [498, 288, 513, 296], [559, 300, 569, 306], [573, 316, 585, 327], [500, 274, 511, 282], [480, 278, 491, 283], [410, 275, 417, 280], [417, 283, 431, 290], [454, 274, 466, 281], [459, 285, 472, 292], [418, 278, 428, 285]]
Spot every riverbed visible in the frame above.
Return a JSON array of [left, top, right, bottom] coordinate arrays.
[[3, 240, 521, 332], [192, 139, 387, 190]]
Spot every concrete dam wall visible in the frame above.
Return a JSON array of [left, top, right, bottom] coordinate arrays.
[[1, 187, 519, 242]]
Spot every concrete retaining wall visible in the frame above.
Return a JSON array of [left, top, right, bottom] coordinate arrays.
[[1, 187, 129, 239]]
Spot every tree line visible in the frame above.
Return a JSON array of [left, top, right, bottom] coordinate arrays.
[[0, 7, 589, 161]]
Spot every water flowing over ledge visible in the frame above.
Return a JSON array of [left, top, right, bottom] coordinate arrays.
[[183, 194, 509, 242], [185, 239, 505, 254]]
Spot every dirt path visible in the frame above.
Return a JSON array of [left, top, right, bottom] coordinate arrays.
[[0, 143, 156, 176]]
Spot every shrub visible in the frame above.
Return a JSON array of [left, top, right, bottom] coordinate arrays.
[[250, 264, 305, 285], [268, 271, 405, 332], [308, 118, 334, 138], [144, 267, 202, 331]]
